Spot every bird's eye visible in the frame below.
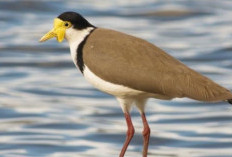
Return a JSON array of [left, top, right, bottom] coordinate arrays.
[[64, 23, 69, 27]]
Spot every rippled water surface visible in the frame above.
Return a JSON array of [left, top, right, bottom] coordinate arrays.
[[1, 0, 232, 157]]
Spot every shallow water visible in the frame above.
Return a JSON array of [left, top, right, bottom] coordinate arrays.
[[1, 0, 232, 157]]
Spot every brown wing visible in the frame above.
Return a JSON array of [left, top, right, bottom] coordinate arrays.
[[83, 28, 232, 102]]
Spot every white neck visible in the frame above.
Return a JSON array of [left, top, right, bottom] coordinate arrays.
[[65, 27, 95, 66]]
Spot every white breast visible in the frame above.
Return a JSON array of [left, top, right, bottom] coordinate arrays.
[[65, 27, 94, 67]]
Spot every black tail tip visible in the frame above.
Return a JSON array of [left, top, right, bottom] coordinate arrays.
[[228, 99, 232, 104]]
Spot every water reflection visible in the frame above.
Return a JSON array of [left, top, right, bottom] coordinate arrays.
[[0, 0, 232, 157]]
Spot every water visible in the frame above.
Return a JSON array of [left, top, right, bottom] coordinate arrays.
[[1, 0, 232, 157]]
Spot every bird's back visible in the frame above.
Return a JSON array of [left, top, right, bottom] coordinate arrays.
[[83, 28, 232, 102]]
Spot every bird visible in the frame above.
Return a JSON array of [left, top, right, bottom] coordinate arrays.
[[40, 11, 232, 157]]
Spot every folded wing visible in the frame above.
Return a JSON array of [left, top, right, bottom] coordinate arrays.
[[83, 28, 232, 102]]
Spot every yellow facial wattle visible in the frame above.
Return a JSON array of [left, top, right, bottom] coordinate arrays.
[[39, 18, 72, 43]]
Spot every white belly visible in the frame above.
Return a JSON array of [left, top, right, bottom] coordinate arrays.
[[83, 66, 145, 98]]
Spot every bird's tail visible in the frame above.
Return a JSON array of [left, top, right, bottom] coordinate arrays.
[[228, 99, 232, 104]]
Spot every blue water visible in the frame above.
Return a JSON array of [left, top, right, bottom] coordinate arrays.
[[1, 0, 232, 157]]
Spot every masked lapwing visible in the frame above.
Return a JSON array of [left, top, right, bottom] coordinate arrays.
[[40, 11, 232, 157]]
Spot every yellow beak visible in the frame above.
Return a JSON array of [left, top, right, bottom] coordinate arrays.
[[40, 18, 66, 43]]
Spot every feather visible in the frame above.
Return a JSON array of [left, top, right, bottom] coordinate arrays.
[[83, 28, 232, 102]]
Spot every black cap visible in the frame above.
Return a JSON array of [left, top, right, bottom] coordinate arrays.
[[58, 12, 95, 30]]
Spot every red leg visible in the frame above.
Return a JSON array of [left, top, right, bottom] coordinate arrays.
[[119, 112, 135, 157], [141, 113, 150, 157]]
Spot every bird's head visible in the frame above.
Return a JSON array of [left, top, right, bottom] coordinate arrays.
[[40, 12, 94, 43]]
